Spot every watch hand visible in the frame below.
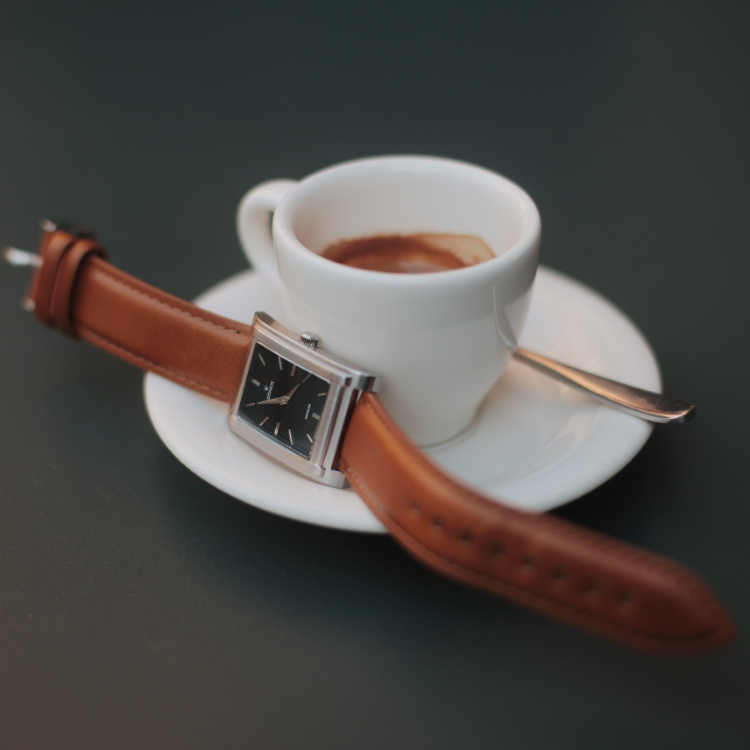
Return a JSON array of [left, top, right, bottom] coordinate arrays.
[[281, 383, 300, 403], [256, 383, 301, 406]]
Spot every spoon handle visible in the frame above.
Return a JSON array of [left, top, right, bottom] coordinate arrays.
[[512, 347, 695, 424]]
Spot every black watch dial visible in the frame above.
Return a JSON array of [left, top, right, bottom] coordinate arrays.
[[237, 344, 330, 459]]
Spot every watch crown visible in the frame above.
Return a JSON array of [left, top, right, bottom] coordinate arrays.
[[299, 332, 320, 349]]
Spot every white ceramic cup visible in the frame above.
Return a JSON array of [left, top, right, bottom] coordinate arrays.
[[237, 155, 540, 446]]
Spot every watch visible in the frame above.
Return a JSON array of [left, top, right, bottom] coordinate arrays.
[[18, 222, 734, 654], [229, 311, 380, 488]]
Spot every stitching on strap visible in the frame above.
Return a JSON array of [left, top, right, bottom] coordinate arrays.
[[341, 397, 729, 648], [95, 265, 247, 336], [78, 324, 229, 399], [343, 461, 725, 649], [359, 399, 723, 612]]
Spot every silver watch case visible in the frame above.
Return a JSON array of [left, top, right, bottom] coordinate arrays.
[[228, 312, 381, 488]]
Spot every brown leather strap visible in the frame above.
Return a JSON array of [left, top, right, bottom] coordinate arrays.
[[29, 228, 735, 653], [340, 393, 735, 654], [30, 229, 252, 402]]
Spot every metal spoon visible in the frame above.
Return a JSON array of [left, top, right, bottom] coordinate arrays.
[[3, 245, 695, 424], [513, 347, 695, 424]]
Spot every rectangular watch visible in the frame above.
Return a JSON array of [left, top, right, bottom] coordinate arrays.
[[229, 312, 380, 487]]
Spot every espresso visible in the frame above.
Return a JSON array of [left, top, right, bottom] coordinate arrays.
[[321, 233, 494, 274]]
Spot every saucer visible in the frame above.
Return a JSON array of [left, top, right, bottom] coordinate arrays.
[[143, 266, 660, 533]]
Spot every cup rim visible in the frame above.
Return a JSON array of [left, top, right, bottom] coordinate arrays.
[[272, 155, 541, 287]]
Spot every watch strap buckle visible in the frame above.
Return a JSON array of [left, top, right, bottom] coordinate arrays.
[[3, 219, 103, 318]]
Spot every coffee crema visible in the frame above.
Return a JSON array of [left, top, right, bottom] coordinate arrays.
[[320, 233, 494, 274]]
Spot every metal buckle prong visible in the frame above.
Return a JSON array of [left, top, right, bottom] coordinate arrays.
[[2, 246, 41, 312], [2, 246, 42, 268], [4, 219, 98, 314]]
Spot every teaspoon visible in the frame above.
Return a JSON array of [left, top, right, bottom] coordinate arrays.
[[513, 347, 695, 424]]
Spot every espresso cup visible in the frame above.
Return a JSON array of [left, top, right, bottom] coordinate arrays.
[[237, 155, 540, 446]]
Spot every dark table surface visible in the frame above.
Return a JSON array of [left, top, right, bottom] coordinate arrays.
[[2, 2, 749, 748]]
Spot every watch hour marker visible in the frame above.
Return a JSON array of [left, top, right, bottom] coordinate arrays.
[[258, 353, 266, 366], [259, 416, 269, 426], [312, 413, 320, 420], [288, 429, 294, 445], [274, 422, 280, 436], [317, 392, 327, 397], [251, 378, 260, 387], [290, 364, 297, 377], [278, 356, 283, 370], [245, 402, 256, 407], [306, 433, 313, 443]]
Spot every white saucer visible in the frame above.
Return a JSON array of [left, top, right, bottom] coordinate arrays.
[[143, 266, 660, 533]]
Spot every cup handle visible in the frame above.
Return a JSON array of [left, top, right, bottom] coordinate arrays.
[[236, 179, 298, 285]]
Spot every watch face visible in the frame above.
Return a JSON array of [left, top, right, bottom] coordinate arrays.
[[237, 343, 330, 459]]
